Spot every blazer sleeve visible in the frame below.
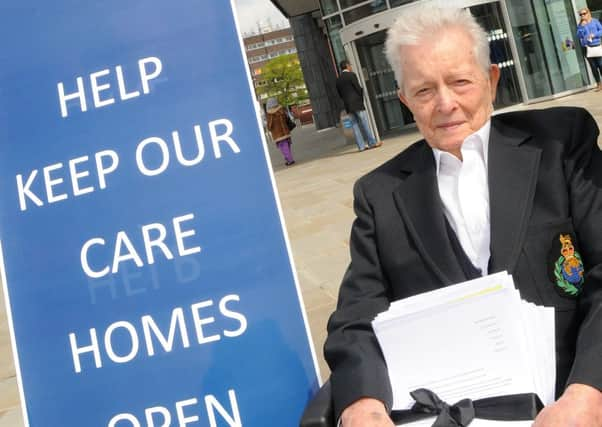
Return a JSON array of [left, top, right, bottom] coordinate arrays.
[[335, 78, 343, 99], [324, 178, 393, 420], [564, 108, 602, 391]]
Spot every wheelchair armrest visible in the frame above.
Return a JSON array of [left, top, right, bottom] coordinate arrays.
[[300, 379, 335, 427]]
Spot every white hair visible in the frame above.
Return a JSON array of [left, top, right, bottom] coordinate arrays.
[[384, 2, 491, 91]]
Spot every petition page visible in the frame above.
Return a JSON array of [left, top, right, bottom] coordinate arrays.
[[376, 288, 534, 410]]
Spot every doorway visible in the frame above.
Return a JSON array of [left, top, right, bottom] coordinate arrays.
[[355, 30, 412, 137], [506, 0, 589, 99]]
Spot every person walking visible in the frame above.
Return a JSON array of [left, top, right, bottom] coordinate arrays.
[[577, 7, 602, 91], [266, 97, 295, 166], [336, 60, 382, 151]]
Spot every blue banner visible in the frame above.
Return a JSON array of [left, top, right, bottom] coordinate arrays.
[[0, 1, 319, 426]]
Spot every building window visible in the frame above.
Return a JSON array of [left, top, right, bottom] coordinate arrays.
[[249, 54, 268, 64], [507, 0, 588, 99], [389, 0, 414, 7], [246, 42, 266, 51], [340, 0, 372, 8], [325, 15, 345, 67], [343, 2, 387, 24], [320, 0, 339, 15], [588, 0, 602, 19]]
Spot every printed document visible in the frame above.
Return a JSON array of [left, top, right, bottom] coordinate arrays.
[[372, 272, 555, 425]]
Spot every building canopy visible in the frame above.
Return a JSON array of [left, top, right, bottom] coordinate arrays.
[[270, 0, 320, 17]]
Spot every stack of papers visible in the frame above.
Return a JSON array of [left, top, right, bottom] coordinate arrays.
[[372, 272, 555, 426]]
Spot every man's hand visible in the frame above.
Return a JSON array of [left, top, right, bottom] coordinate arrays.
[[533, 383, 602, 426], [340, 398, 394, 427]]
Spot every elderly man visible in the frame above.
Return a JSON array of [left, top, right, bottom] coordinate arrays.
[[324, 4, 602, 427]]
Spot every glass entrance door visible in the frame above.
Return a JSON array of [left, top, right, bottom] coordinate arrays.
[[470, 2, 522, 108], [507, 0, 589, 99], [354, 30, 413, 137]]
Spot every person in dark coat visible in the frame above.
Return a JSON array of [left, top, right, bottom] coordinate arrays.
[[325, 4, 602, 427], [336, 60, 382, 152]]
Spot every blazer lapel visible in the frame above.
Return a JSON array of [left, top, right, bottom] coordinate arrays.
[[488, 117, 541, 273], [392, 143, 467, 285]]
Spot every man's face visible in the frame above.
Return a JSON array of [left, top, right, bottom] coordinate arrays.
[[398, 28, 500, 158]]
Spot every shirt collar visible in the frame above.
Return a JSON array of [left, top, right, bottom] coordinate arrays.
[[432, 120, 491, 175]]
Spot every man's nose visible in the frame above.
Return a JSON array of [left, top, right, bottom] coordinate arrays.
[[435, 86, 457, 113]]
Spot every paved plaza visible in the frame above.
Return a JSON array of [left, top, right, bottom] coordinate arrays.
[[1, 89, 602, 425]]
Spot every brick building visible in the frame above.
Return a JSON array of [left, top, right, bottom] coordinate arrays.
[[243, 27, 299, 101]]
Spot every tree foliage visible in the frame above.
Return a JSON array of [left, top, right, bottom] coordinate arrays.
[[257, 53, 308, 106]]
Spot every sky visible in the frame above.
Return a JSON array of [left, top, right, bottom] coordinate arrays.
[[233, 0, 290, 35]]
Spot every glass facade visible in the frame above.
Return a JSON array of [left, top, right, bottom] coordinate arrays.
[[340, 0, 375, 8], [583, 0, 602, 19], [390, 0, 414, 7], [471, 2, 522, 108], [325, 15, 346, 68], [319, 0, 590, 136], [320, 0, 338, 15], [508, 0, 588, 99], [355, 30, 414, 134], [343, 2, 387, 24]]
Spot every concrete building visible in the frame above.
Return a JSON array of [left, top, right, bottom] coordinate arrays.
[[271, 0, 600, 138]]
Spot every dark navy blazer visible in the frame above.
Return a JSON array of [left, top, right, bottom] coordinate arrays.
[[325, 107, 602, 419]]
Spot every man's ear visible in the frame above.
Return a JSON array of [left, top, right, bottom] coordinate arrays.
[[398, 88, 409, 108], [489, 64, 501, 101]]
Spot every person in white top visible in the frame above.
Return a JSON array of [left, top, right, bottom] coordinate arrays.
[[322, 3, 602, 427]]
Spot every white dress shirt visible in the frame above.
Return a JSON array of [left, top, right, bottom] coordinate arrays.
[[433, 121, 491, 275]]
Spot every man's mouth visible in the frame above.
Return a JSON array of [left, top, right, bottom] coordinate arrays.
[[437, 121, 464, 130]]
